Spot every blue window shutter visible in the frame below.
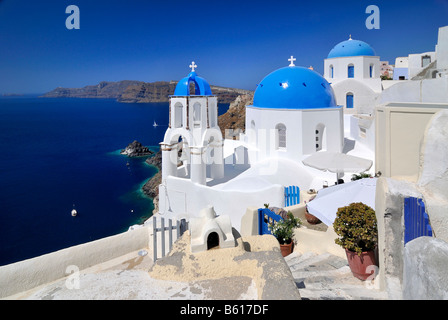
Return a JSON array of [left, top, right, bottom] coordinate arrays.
[[370, 65, 373, 78], [348, 65, 354, 78], [346, 94, 354, 108]]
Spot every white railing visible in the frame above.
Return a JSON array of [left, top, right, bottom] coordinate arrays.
[[152, 216, 188, 262]]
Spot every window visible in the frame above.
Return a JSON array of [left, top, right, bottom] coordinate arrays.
[[193, 102, 201, 128], [330, 65, 334, 78], [422, 55, 431, 68], [315, 123, 326, 152], [346, 93, 354, 109], [348, 64, 354, 78], [275, 123, 286, 149], [369, 65, 374, 78], [174, 103, 183, 128]]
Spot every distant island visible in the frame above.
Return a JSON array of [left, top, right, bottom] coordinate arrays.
[[40, 80, 252, 104]]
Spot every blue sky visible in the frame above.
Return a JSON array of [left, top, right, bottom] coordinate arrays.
[[0, 0, 447, 93]]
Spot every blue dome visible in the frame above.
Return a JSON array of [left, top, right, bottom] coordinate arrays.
[[327, 39, 376, 59], [253, 66, 337, 110], [173, 71, 212, 96]]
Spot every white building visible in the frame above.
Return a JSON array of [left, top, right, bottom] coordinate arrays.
[[381, 26, 448, 103], [160, 62, 224, 186], [324, 36, 382, 115], [245, 60, 344, 164], [393, 57, 409, 80]]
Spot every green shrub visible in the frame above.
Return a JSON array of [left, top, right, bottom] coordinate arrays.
[[351, 172, 372, 181], [333, 202, 377, 256]]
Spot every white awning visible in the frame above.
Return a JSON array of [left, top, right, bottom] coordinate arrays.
[[306, 178, 377, 226], [302, 151, 373, 174]]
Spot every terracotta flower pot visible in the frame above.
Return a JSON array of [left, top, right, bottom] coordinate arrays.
[[305, 211, 321, 224], [345, 249, 378, 281], [280, 241, 294, 257]]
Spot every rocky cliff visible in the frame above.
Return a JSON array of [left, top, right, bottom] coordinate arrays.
[[41, 80, 144, 99], [42, 80, 252, 104], [217, 92, 253, 139], [118, 81, 252, 104]]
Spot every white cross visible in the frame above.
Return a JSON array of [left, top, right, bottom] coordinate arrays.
[[189, 61, 197, 72], [288, 56, 296, 66]]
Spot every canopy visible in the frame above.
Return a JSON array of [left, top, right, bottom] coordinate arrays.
[[306, 178, 377, 226], [302, 151, 373, 174]]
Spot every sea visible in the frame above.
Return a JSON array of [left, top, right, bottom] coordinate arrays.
[[0, 95, 229, 266]]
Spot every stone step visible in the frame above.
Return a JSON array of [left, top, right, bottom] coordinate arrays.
[[286, 251, 387, 300]]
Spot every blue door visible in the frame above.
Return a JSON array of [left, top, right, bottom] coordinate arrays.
[[404, 197, 433, 245], [348, 65, 354, 78], [346, 93, 354, 109]]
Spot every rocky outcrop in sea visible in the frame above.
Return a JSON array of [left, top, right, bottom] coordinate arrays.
[[120, 140, 153, 157]]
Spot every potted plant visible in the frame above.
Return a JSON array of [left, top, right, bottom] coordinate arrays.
[[333, 202, 378, 280], [269, 211, 302, 257]]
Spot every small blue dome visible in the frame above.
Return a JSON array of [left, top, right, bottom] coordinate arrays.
[[173, 71, 212, 96], [253, 66, 337, 110], [327, 39, 376, 59]]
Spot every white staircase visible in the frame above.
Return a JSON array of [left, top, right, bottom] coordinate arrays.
[[284, 251, 388, 300]]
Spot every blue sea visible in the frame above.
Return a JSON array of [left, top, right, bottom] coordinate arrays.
[[0, 95, 229, 266]]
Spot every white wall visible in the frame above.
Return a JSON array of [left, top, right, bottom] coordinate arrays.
[[381, 77, 448, 104], [408, 52, 436, 79], [325, 56, 381, 87], [0, 226, 151, 298], [394, 57, 408, 68], [437, 26, 448, 70], [331, 79, 381, 114], [245, 106, 344, 163], [158, 176, 284, 231]]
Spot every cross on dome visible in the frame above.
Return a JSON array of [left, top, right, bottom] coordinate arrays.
[[189, 61, 198, 72], [288, 56, 296, 66], [349, 34, 352, 40]]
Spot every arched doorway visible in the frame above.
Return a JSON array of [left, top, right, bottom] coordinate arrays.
[[207, 232, 220, 250]]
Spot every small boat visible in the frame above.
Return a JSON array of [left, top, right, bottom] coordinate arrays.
[[71, 203, 77, 217], [153, 121, 158, 127]]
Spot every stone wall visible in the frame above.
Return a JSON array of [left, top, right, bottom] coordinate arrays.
[[403, 237, 448, 299]]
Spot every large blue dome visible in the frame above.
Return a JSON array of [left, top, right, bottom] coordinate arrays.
[[327, 38, 376, 59], [253, 66, 337, 110], [173, 71, 212, 96]]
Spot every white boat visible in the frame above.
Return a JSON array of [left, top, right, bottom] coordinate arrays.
[[71, 209, 77, 217], [153, 121, 158, 127]]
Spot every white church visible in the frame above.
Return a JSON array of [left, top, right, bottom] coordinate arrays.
[[323, 35, 382, 115]]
